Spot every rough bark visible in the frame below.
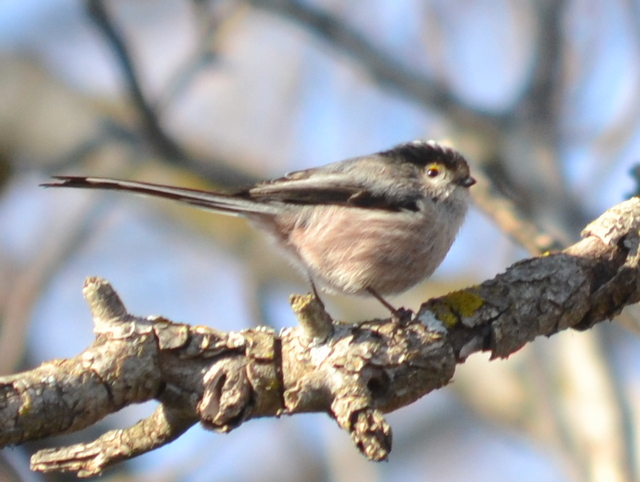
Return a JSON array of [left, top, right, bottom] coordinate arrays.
[[0, 198, 638, 477]]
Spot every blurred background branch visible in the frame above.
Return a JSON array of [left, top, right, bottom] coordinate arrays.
[[0, 0, 638, 481]]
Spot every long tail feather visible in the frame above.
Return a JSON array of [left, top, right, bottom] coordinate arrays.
[[41, 176, 275, 216]]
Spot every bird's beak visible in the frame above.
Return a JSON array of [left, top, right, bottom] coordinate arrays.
[[458, 176, 476, 188]]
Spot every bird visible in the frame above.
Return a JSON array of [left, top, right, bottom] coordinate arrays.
[[42, 140, 475, 315]]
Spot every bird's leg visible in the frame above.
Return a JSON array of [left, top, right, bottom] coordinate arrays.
[[366, 288, 411, 322], [366, 288, 397, 314]]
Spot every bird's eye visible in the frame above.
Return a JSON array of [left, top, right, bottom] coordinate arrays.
[[426, 165, 440, 178]]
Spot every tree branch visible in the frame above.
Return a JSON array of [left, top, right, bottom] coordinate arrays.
[[246, 0, 506, 136], [470, 167, 568, 255], [1, 198, 639, 476], [85, 0, 187, 161], [84, 0, 257, 187]]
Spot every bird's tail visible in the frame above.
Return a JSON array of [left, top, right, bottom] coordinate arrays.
[[41, 176, 276, 216]]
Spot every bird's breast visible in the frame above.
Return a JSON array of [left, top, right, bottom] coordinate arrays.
[[287, 203, 461, 295]]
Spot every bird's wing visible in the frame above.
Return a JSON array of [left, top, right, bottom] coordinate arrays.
[[248, 168, 419, 211]]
